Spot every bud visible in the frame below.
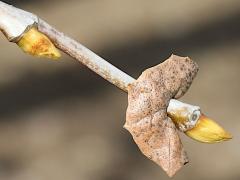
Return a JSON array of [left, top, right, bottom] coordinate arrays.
[[167, 100, 232, 143], [17, 27, 61, 59], [185, 115, 232, 143]]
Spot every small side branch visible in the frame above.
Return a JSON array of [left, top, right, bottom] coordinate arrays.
[[0, 1, 201, 113], [38, 20, 135, 91], [0, 1, 205, 127], [0, 0, 232, 147], [0, 1, 201, 118]]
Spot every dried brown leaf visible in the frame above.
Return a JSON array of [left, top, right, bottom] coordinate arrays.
[[125, 55, 199, 177]]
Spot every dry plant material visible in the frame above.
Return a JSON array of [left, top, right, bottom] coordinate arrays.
[[0, 1, 232, 178], [125, 55, 199, 177]]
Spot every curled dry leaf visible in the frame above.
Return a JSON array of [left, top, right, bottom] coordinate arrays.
[[124, 55, 199, 177]]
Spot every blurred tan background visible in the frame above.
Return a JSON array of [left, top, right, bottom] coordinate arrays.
[[0, 0, 240, 179]]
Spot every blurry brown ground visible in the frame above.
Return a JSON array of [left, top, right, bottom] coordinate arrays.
[[0, 0, 240, 180]]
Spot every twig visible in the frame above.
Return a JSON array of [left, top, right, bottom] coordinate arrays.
[[38, 20, 201, 115], [0, 4, 232, 175], [0, 1, 200, 123], [38, 19, 135, 92]]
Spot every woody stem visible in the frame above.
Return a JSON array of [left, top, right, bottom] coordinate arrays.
[[0, 1, 200, 118]]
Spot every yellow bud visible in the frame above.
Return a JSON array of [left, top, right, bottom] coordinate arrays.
[[17, 27, 61, 59], [185, 115, 232, 143]]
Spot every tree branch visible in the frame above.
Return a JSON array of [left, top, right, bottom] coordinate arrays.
[[0, 1, 231, 142], [0, 1, 201, 128], [38, 19, 135, 91], [0, 1, 232, 177]]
